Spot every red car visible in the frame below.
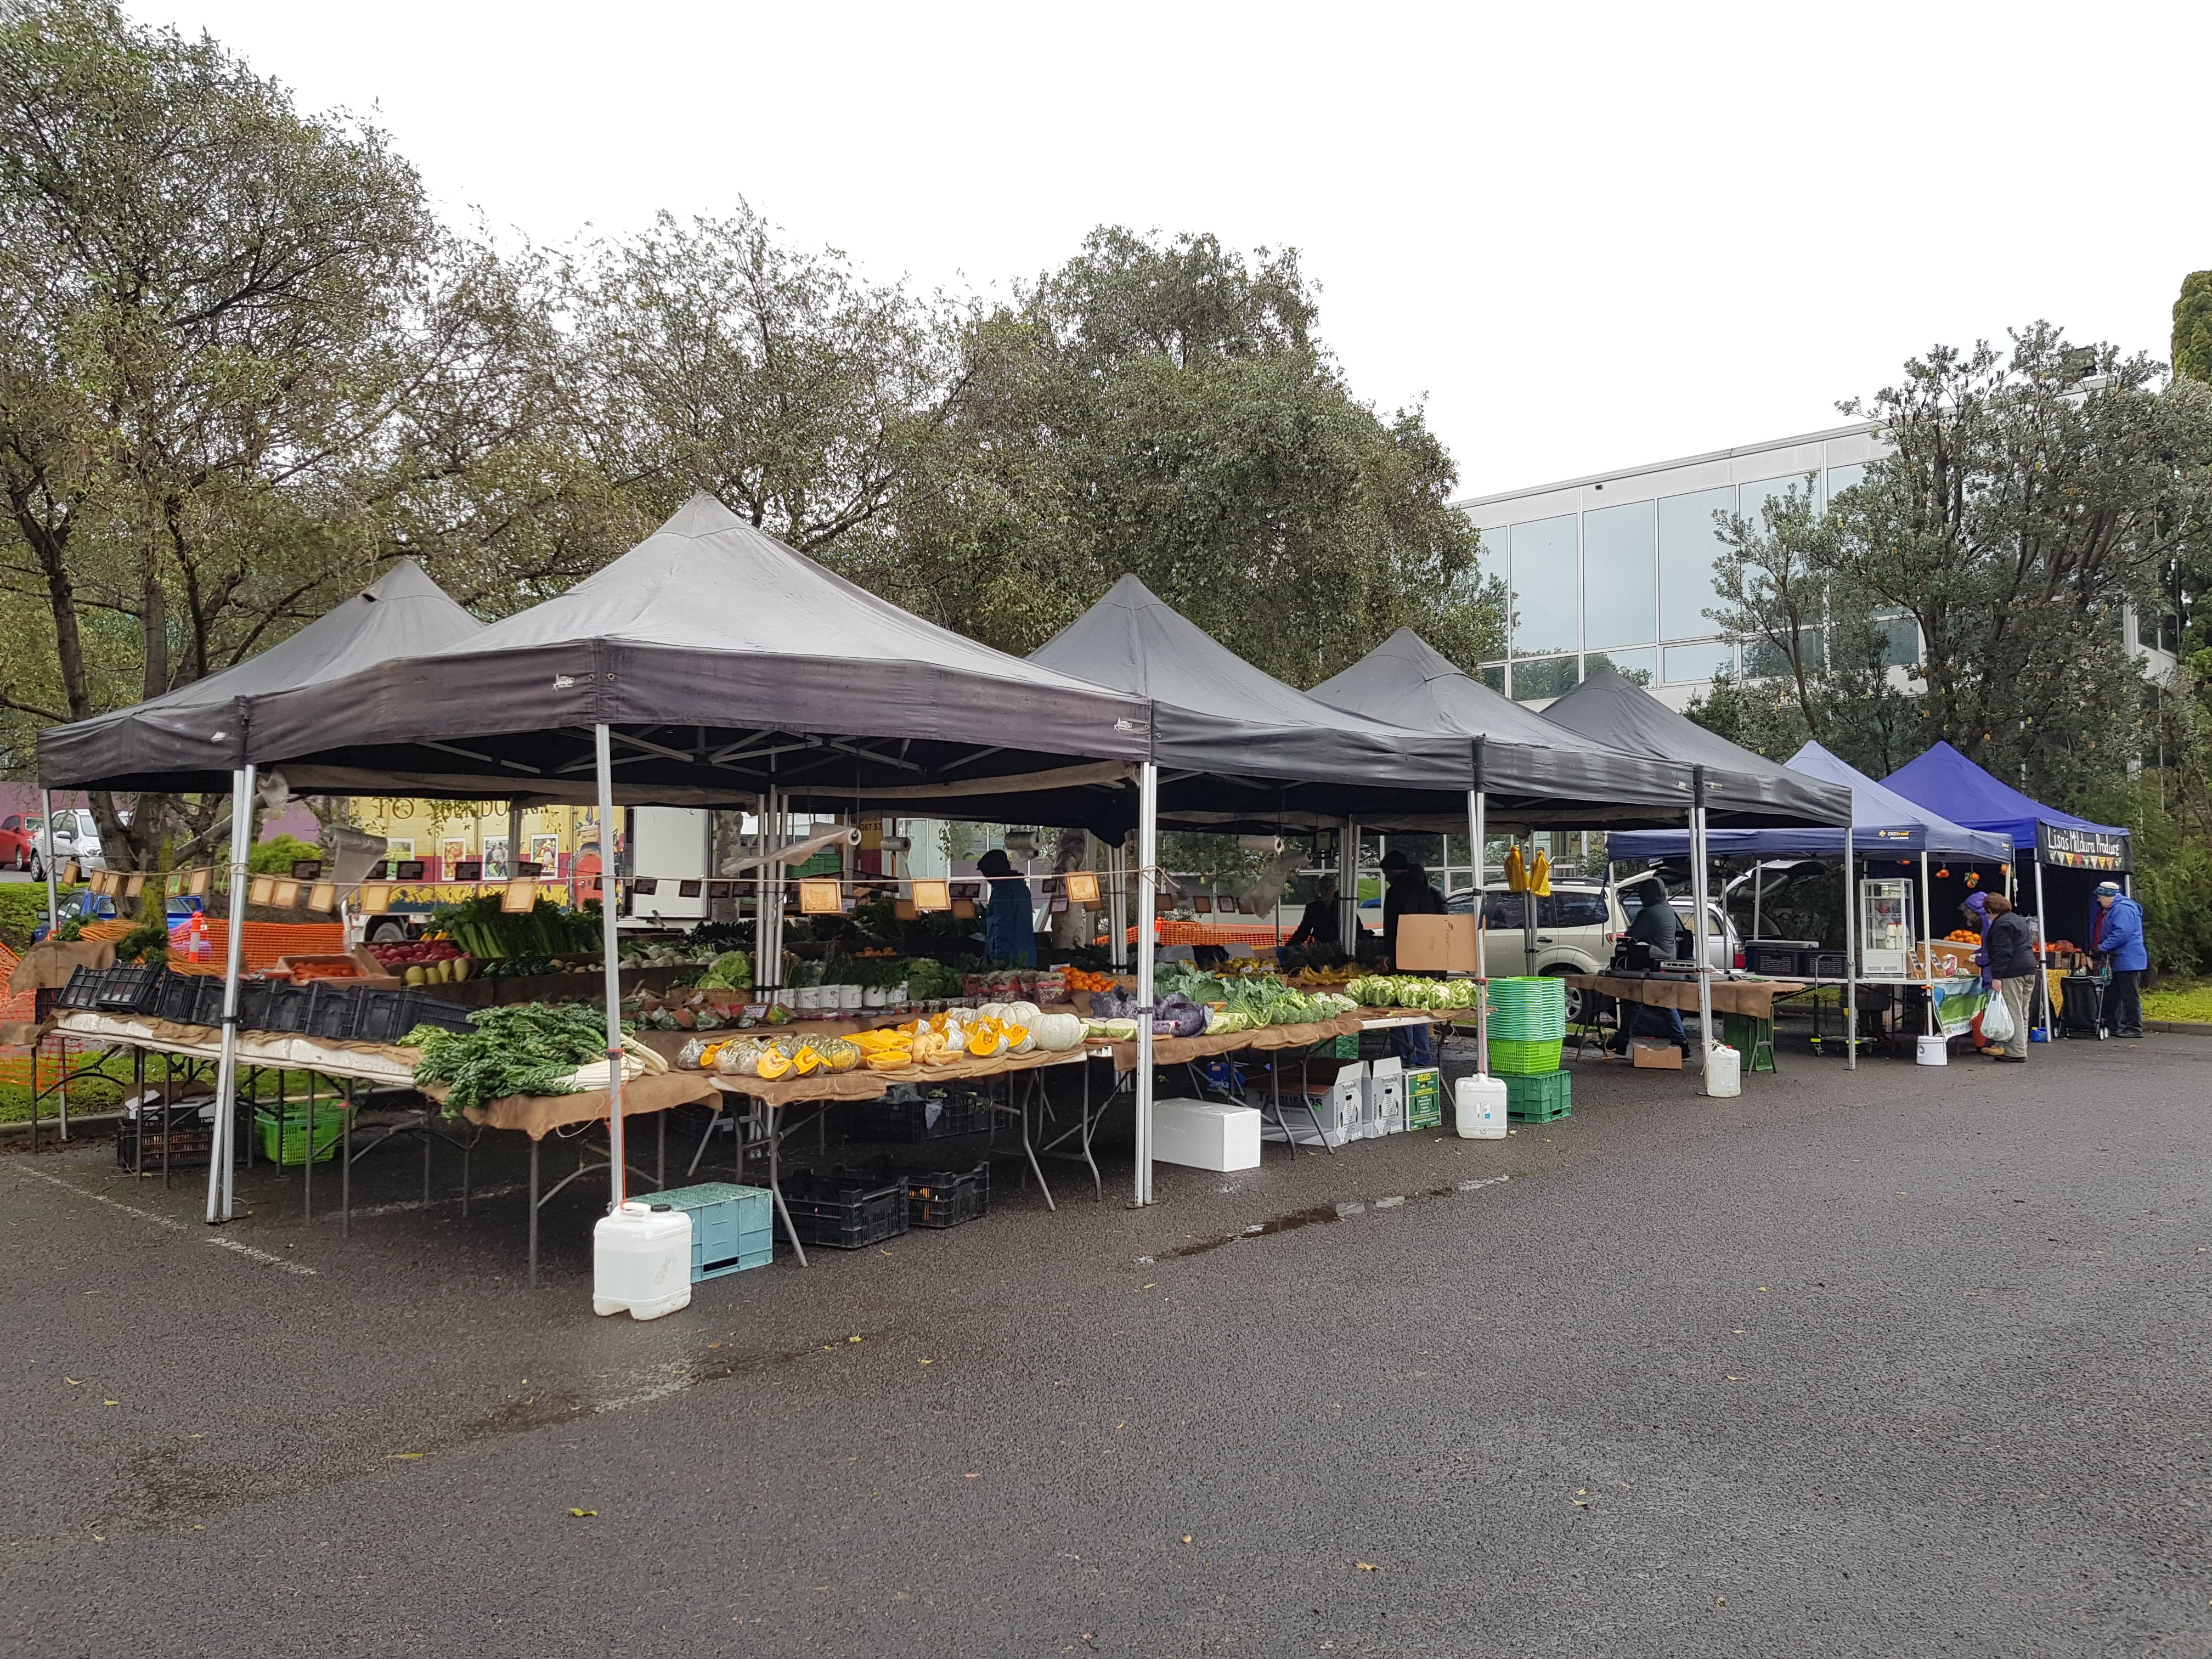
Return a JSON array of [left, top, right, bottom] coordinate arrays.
[[0, 815, 34, 871]]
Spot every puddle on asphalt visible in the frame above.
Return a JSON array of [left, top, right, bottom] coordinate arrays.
[[1152, 1175, 1514, 1261]]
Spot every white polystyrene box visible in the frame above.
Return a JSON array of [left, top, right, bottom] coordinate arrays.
[[1369, 1056, 1405, 1136], [1150, 1098, 1262, 1171]]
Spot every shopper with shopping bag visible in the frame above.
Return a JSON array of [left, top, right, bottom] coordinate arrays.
[[1980, 893, 2036, 1063]]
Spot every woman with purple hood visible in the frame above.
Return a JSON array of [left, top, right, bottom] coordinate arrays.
[[1962, 891, 1993, 989]]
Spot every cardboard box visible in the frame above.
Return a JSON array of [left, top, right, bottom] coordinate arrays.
[[1630, 1039, 1683, 1070], [1394, 913, 1480, 973], [1369, 1056, 1405, 1136], [1405, 1066, 1443, 1131]]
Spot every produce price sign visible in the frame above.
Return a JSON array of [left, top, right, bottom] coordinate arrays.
[[798, 878, 843, 916], [2038, 823, 2129, 872]]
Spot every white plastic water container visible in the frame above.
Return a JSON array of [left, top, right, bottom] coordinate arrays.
[[1703, 1044, 1741, 1098], [1150, 1098, 1262, 1171], [593, 1201, 694, 1321], [1916, 1034, 1948, 1066], [1454, 1074, 1508, 1139], [1368, 1057, 1405, 1137]]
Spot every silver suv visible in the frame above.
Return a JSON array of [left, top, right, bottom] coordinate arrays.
[[1445, 880, 1736, 1019]]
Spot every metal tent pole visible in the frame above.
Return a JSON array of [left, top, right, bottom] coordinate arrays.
[[1752, 864, 1764, 941], [1133, 761, 1159, 1206], [1843, 831, 1857, 1071], [2035, 859, 2052, 1041], [1468, 780, 1488, 1077], [38, 787, 59, 944], [206, 765, 254, 1223], [1338, 820, 1358, 952], [1919, 855, 1934, 1035], [594, 725, 627, 1210], [1690, 766, 1713, 1066]]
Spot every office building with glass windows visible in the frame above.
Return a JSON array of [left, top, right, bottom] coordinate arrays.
[[1455, 420, 1891, 709]]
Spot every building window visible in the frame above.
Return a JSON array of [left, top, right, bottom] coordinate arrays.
[[1477, 663, 1506, 694], [1663, 640, 1733, 683], [1744, 628, 1825, 677], [1581, 499, 1656, 651], [1657, 487, 1733, 641], [1510, 654, 1579, 702], [1826, 461, 1868, 503], [1508, 516, 1578, 656], [1587, 647, 1656, 685], [1739, 473, 1815, 530]]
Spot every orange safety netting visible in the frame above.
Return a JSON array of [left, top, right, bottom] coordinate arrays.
[[0, 941, 30, 1022], [1114, 921, 1284, 949], [166, 919, 346, 975]]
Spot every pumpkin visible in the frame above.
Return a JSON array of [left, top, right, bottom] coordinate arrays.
[[1002, 1000, 1042, 1026], [967, 1027, 1006, 1058], [816, 1037, 861, 1074], [755, 1044, 793, 1081], [791, 1044, 823, 1076], [864, 1049, 912, 1072], [1003, 1023, 1035, 1054], [714, 1037, 765, 1075], [974, 1002, 1009, 1024], [1031, 1012, 1085, 1051]]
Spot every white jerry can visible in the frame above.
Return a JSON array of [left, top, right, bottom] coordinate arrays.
[[1454, 1074, 1508, 1139], [1703, 1043, 1741, 1098], [593, 1200, 694, 1321]]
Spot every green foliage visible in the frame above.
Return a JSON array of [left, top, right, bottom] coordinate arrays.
[[2175, 272, 2212, 385], [405, 1002, 618, 1115], [0, 882, 49, 949], [833, 227, 1501, 684], [1702, 325, 2212, 805], [247, 834, 323, 875], [2070, 778, 2212, 977]]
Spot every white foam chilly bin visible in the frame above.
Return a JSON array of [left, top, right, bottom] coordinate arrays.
[[1330, 1062, 1367, 1137], [1369, 1057, 1405, 1136], [593, 1201, 694, 1320], [1916, 1034, 1948, 1066], [1149, 1099, 1263, 1171], [1454, 1074, 1508, 1139]]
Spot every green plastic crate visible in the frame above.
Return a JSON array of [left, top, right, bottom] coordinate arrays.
[[1722, 1012, 1776, 1072], [253, 1103, 346, 1166], [1504, 1070, 1572, 1122], [1405, 1067, 1443, 1130], [1487, 1037, 1564, 1075], [1331, 1034, 1359, 1059]]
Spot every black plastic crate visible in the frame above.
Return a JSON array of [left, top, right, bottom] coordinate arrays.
[[259, 979, 314, 1034], [845, 1091, 990, 1143], [780, 1169, 909, 1250], [397, 990, 476, 1036], [115, 1102, 218, 1171], [895, 1161, 989, 1229], [56, 966, 110, 1011], [229, 979, 274, 1032], [348, 988, 417, 1045], [95, 963, 167, 1014], [303, 980, 364, 1040], [153, 970, 206, 1026]]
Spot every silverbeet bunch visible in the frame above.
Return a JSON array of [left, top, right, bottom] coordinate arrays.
[[404, 1003, 627, 1115]]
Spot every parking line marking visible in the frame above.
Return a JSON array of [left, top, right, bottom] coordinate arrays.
[[10, 1164, 317, 1276]]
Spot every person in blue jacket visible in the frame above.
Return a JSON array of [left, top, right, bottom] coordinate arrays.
[[975, 848, 1037, 968], [2088, 880, 2146, 1037]]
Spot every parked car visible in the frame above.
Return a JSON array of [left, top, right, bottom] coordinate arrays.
[[1436, 879, 1736, 1021], [0, 814, 32, 870], [31, 889, 202, 944], [21, 809, 105, 881]]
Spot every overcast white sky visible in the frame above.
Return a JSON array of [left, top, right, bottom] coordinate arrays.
[[136, 0, 2211, 499]]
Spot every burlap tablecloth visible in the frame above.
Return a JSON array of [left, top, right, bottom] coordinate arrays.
[[1565, 975, 1807, 1020], [7, 939, 115, 992], [458, 1070, 720, 1140]]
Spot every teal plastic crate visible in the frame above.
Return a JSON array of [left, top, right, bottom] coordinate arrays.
[[631, 1182, 774, 1280], [1503, 1070, 1571, 1122]]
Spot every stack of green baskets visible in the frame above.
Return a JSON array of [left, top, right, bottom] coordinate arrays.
[[1486, 976, 1567, 1074]]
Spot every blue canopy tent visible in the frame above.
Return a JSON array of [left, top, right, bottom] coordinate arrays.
[[1612, 743, 2013, 1043], [1883, 741, 2132, 1037]]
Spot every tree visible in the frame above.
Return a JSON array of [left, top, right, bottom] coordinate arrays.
[[2176, 272, 2212, 385], [838, 227, 1500, 683], [562, 205, 967, 558], [1697, 325, 2212, 804]]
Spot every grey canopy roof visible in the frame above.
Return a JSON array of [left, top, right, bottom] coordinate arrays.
[[1307, 629, 1701, 827], [1538, 665, 1852, 826], [38, 560, 486, 792], [1029, 577, 1472, 791], [61, 494, 1154, 804]]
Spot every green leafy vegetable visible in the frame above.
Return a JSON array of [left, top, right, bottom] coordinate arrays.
[[404, 1003, 624, 1115]]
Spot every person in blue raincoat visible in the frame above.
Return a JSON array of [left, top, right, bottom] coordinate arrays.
[[976, 848, 1037, 967], [2087, 880, 2146, 1038]]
